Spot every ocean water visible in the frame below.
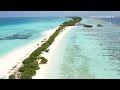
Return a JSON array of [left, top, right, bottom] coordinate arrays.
[[0, 17, 70, 56], [1, 17, 120, 79], [51, 17, 120, 79], [100, 17, 120, 25]]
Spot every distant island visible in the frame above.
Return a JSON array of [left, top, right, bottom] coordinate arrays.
[[83, 24, 93, 27], [97, 24, 104, 27]]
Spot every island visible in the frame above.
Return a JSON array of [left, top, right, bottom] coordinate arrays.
[[97, 24, 104, 27], [83, 24, 93, 27], [8, 17, 83, 79]]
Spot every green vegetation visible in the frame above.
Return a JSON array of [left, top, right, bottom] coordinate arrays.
[[40, 57, 48, 64], [61, 17, 83, 26], [20, 73, 32, 79], [97, 24, 103, 27], [83, 24, 93, 27], [19, 67, 36, 79], [19, 65, 31, 72], [9, 74, 15, 79], [22, 68, 36, 76], [9, 17, 82, 79]]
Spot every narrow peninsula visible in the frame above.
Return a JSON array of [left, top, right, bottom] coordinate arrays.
[[8, 17, 83, 79]]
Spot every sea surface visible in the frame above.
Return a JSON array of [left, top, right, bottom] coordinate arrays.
[[0, 17, 70, 56], [49, 17, 120, 79], [1, 17, 120, 79]]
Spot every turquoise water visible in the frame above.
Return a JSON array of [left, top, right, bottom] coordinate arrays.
[[0, 17, 71, 56], [1, 17, 120, 79], [53, 17, 120, 79]]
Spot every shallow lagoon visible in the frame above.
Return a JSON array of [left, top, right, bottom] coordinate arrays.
[[53, 18, 120, 79], [0, 17, 70, 56]]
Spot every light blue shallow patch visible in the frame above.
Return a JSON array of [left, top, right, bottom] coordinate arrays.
[[49, 18, 120, 79]]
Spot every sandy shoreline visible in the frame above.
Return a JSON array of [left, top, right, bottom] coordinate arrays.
[[0, 27, 58, 79], [33, 26, 75, 79], [0, 26, 75, 79]]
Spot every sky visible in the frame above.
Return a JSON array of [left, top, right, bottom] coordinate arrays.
[[0, 11, 120, 17]]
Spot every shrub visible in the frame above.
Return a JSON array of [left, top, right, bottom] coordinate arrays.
[[19, 61, 40, 72], [20, 73, 32, 79], [19, 65, 31, 72], [22, 58, 35, 65], [40, 57, 48, 64], [28, 61, 40, 70], [9, 74, 15, 79], [23, 68, 36, 76]]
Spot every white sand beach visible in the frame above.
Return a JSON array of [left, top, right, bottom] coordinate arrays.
[[0, 26, 75, 79], [33, 26, 75, 79], [0, 28, 58, 79]]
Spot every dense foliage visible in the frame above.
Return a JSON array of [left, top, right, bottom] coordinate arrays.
[[61, 17, 83, 26], [40, 57, 48, 64], [9, 17, 82, 79], [20, 73, 32, 79]]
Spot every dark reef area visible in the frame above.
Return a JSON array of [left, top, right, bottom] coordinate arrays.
[[0, 33, 32, 40]]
